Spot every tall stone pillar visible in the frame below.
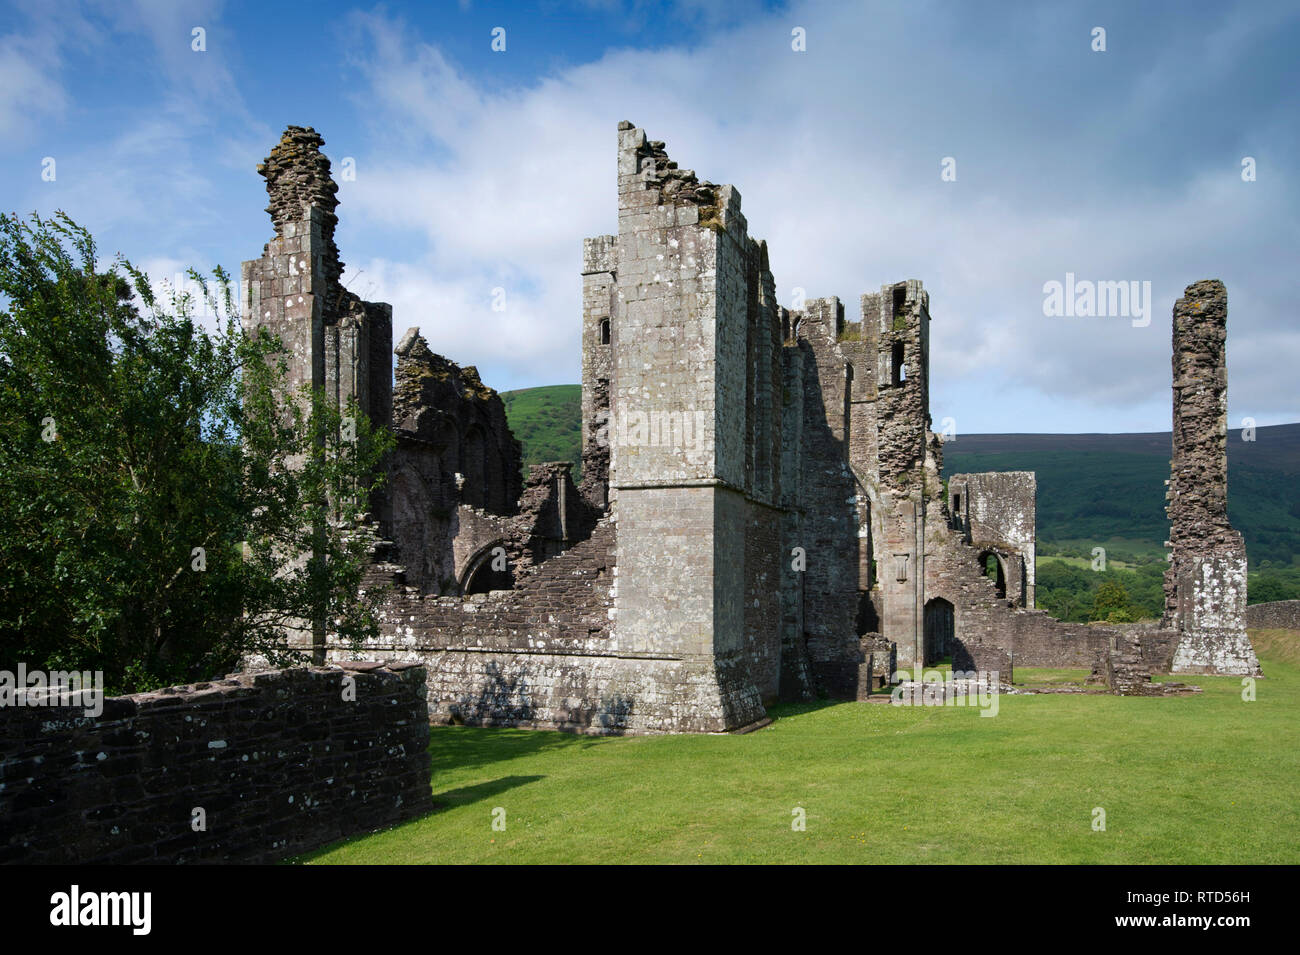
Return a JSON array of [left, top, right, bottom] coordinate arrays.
[[1163, 280, 1260, 675], [241, 126, 392, 447]]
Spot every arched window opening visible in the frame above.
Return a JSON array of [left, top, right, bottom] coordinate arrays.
[[980, 552, 1007, 599], [890, 342, 905, 387]]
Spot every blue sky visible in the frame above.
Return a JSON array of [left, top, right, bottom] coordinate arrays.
[[2, 0, 1296, 434]]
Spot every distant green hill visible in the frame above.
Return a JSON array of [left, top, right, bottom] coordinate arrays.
[[942, 425, 1300, 570], [500, 385, 1300, 576], [500, 384, 582, 477]]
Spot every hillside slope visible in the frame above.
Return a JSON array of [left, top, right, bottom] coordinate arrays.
[[500, 384, 582, 477]]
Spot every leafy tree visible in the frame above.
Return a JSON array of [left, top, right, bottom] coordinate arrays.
[[1250, 566, 1300, 603], [1091, 579, 1134, 622], [0, 212, 394, 693]]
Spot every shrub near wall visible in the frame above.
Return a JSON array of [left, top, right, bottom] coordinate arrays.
[[0, 663, 432, 864]]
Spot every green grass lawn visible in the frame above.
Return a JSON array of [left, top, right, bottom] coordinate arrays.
[[298, 634, 1300, 865]]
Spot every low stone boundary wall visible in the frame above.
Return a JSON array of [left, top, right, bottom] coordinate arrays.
[[0, 663, 432, 864], [1246, 600, 1300, 631]]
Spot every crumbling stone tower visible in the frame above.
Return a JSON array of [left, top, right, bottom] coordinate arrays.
[[241, 126, 393, 475], [872, 281, 940, 670], [594, 121, 786, 729], [1163, 280, 1261, 675]]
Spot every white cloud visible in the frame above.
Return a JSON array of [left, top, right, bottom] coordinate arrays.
[[0, 4, 78, 142], [327, 3, 1296, 433], [11, 1, 1293, 433]]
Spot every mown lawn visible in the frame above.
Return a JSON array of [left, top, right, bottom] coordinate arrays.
[[298, 634, 1300, 864]]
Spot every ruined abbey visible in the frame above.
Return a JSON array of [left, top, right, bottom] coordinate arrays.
[[241, 122, 1260, 735]]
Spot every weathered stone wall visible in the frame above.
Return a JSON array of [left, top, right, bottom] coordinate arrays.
[[786, 297, 872, 696], [341, 520, 763, 733], [509, 461, 597, 578], [0, 664, 431, 864], [875, 281, 931, 491], [1246, 600, 1300, 630], [1163, 280, 1260, 675], [388, 328, 522, 594], [778, 342, 815, 700], [948, 470, 1037, 607]]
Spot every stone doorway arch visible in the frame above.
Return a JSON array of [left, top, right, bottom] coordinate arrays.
[[924, 597, 955, 666]]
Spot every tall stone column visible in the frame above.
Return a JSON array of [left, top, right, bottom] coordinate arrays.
[[1163, 280, 1260, 675]]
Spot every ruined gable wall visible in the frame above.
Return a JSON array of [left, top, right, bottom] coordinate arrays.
[[948, 470, 1037, 607], [388, 329, 522, 594], [336, 518, 765, 734], [241, 126, 392, 443]]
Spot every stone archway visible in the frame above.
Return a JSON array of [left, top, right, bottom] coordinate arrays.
[[977, 550, 1008, 600], [460, 539, 514, 595], [923, 597, 955, 666]]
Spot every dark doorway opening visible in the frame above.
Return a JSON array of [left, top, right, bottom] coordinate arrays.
[[924, 597, 954, 666]]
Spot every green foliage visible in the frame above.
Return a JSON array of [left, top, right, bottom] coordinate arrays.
[[1036, 558, 1166, 622], [1091, 580, 1130, 618], [1249, 564, 1300, 603], [500, 384, 582, 476], [0, 212, 394, 693]]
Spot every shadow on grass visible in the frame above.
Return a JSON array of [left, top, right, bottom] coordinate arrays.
[[765, 699, 846, 721], [427, 723, 611, 778], [434, 774, 545, 811], [289, 775, 547, 863]]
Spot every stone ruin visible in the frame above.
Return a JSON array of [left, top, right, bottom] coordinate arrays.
[[240, 123, 1262, 732], [1162, 281, 1261, 675]]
